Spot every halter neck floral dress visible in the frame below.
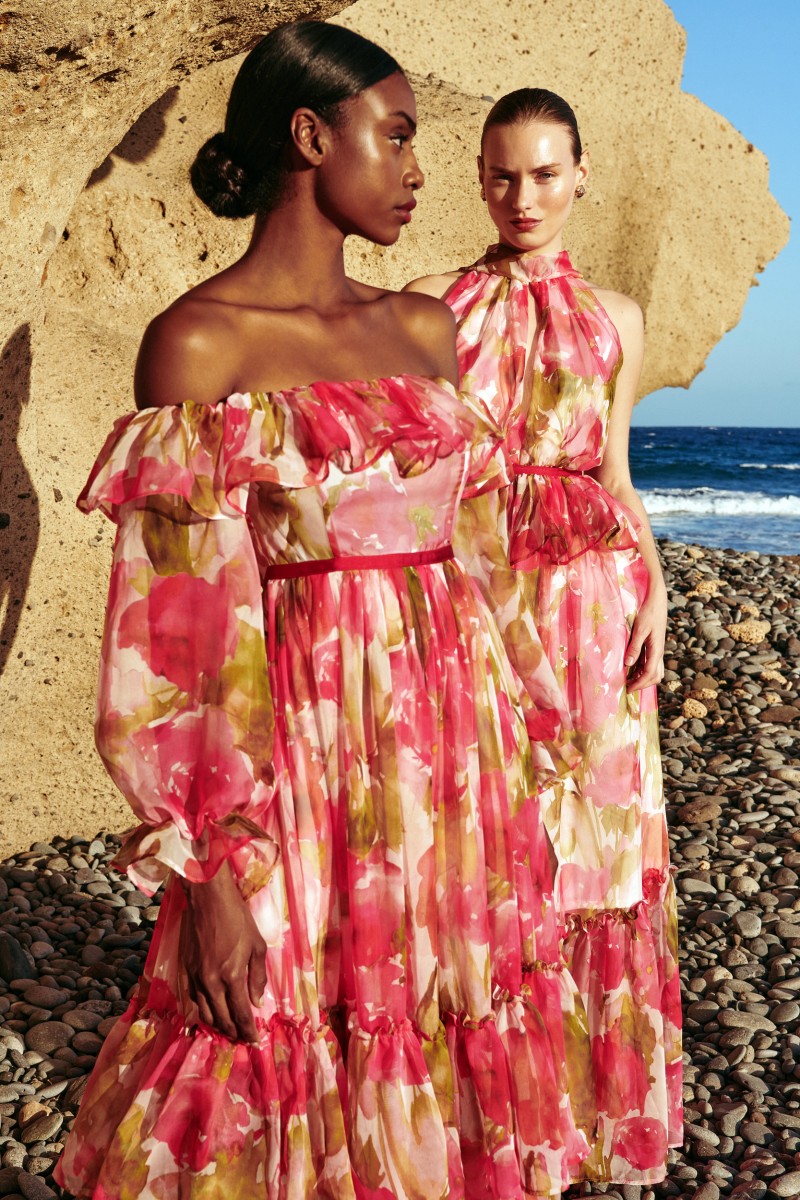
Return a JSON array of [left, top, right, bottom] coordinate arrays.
[[446, 249, 682, 1185], [55, 375, 595, 1200]]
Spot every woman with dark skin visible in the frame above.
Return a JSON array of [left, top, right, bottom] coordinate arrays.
[[55, 26, 592, 1200], [135, 48, 450, 1052]]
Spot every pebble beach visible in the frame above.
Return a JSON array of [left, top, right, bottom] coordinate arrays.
[[0, 537, 798, 1200]]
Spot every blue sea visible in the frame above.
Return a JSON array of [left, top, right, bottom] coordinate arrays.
[[630, 427, 800, 557]]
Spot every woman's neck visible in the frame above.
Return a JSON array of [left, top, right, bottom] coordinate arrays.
[[497, 237, 565, 259], [232, 190, 357, 313]]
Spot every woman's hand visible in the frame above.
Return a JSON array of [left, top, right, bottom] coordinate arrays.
[[625, 585, 667, 692], [179, 860, 268, 1043]]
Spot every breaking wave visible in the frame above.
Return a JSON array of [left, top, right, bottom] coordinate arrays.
[[641, 488, 800, 517]]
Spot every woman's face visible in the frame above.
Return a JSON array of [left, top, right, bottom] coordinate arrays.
[[317, 72, 423, 246], [478, 120, 588, 255]]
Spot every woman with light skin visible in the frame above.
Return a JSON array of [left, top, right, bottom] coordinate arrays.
[[408, 90, 683, 1186], [55, 39, 593, 1200]]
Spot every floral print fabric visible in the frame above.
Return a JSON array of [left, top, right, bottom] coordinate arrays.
[[55, 376, 594, 1200], [446, 251, 682, 1184]]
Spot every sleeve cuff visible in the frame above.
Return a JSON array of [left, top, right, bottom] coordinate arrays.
[[111, 812, 279, 899]]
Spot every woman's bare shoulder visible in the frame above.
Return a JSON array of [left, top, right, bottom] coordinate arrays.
[[386, 289, 458, 383], [134, 290, 242, 410], [403, 271, 464, 301], [584, 281, 643, 335]]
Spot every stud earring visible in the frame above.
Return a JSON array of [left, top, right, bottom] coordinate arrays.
[[575, 184, 586, 199]]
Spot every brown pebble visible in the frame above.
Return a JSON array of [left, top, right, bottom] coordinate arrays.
[[18, 1172, 58, 1200], [19, 1111, 63, 1144], [0, 1167, 22, 1192], [24, 1022, 72, 1054], [62, 1008, 104, 1032], [725, 619, 770, 643], [16, 1102, 48, 1129], [62, 1076, 89, 1110], [759, 705, 799, 725], [71, 1031, 104, 1055], [680, 798, 723, 825], [22, 986, 70, 1009]]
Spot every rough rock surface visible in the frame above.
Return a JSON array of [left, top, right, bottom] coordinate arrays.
[[0, 539, 799, 1198], [0, 0, 789, 856]]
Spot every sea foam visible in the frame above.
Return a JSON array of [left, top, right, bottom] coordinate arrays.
[[640, 488, 800, 517], [740, 462, 800, 471]]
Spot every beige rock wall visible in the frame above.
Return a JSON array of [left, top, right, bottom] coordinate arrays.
[[0, 0, 351, 855], [0, 0, 789, 857]]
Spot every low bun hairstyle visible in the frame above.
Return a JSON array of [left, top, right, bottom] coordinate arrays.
[[191, 20, 403, 219], [191, 132, 254, 219], [482, 88, 583, 164]]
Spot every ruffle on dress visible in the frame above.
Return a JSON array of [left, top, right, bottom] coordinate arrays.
[[562, 866, 683, 1177], [79, 375, 507, 523], [55, 983, 592, 1200], [507, 468, 641, 568], [56, 834, 596, 1200]]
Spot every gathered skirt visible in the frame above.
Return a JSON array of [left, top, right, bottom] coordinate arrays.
[[56, 560, 596, 1200], [454, 482, 683, 1186]]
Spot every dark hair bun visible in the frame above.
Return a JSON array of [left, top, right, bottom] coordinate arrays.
[[190, 132, 255, 219]]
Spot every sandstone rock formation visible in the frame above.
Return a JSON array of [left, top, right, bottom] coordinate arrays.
[[0, 0, 351, 859], [0, 0, 789, 855]]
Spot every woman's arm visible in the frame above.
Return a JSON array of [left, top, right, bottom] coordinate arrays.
[[179, 864, 267, 1043], [90, 305, 277, 1040], [588, 292, 667, 692]]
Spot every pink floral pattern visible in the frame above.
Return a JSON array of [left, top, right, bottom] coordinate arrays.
[[446, 250, 682, 1184], [55, 376, 594, 1200]]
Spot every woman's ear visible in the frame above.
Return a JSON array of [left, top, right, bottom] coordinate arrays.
[[576, 148, 590, 190], [289, 108, 331, 167], [477, 154, 486, 201]]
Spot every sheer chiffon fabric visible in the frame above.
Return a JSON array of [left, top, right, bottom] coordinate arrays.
[[447, 251, 682, 1184], [55, 376, 594, 1200]]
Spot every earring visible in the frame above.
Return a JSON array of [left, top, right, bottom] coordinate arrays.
[[575, 184, 586, 199]]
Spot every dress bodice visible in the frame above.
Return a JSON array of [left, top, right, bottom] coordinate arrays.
[[446, 248, 638, 566], [80, 374, 505, 575], [241, 377, 491, 573], [446, 247, 622, 472]]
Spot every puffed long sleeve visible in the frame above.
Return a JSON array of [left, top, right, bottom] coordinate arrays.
[[79, 404, 277, 897]]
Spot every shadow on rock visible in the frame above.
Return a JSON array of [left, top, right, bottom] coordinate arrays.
[[88, 86, 180, 187], [0, 324, 38, 678]]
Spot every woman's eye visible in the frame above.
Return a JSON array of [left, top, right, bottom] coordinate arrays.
[[538, 172, 556, 181], [390, 134, 409, 147]]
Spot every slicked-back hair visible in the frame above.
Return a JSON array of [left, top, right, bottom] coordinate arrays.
[[191, 20, 403, 218], [482, 88, 583, 164]]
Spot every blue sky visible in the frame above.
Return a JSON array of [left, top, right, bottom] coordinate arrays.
[[634, 0, 796, 428]]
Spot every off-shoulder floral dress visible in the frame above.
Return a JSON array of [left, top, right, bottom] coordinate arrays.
[[55, 376, 596, 1200], [446, 251, 682, 1185]]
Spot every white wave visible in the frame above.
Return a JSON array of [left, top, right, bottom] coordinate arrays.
[[640, 487, 800, 517], [740, 462, 800, 471]]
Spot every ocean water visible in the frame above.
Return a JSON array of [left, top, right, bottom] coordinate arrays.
[[630, 426, 800, 556]]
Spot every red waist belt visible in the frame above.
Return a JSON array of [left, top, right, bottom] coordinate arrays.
[[265, 544, 454, 581], [513, 464, 585, 477]]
